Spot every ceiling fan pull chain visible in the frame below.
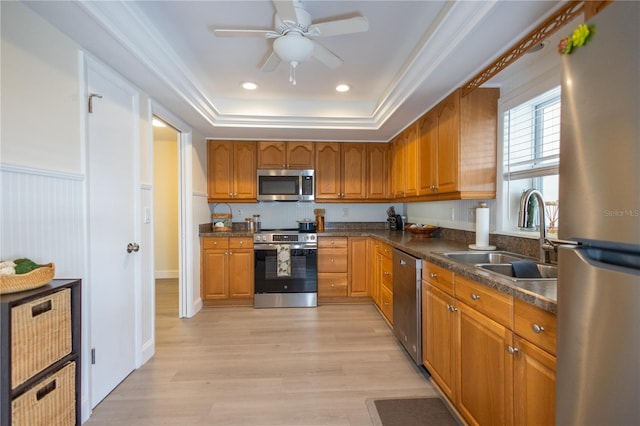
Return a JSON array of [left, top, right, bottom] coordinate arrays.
[[289, 61, 298, 86]]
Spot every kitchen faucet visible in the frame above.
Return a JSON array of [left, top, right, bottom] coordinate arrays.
[[518, 188, 555, 263]]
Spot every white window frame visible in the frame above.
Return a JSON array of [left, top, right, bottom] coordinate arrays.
[[496, 69, 561, 238]]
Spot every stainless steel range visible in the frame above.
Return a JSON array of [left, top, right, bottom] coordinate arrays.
[[253, 229, 318, 308]]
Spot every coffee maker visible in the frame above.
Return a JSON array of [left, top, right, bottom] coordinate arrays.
[[387, 214, 404, 231]]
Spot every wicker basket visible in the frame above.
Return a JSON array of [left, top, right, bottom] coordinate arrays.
[[12, 361, 76, 426], [211, 203, 233, 232], [0, 263, 55, 295]]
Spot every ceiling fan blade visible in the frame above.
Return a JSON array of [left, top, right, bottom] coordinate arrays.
[[213, 28, 278, 38], [261, 51, 282, 72], [272, 0, 297, 24], [311, 40, 343, 69], [308, 16, 369, 37]]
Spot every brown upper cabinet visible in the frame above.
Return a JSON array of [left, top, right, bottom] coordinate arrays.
[[395, 87, 499, 201], [257, 141, 314, 169], [391, 122, 419, 198], [366, 143, 390, 200], [315, 142, 367, 201], [207, 140, 257, 203]]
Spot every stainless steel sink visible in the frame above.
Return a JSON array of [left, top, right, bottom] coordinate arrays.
[[478, 263, 558, 280], [441, 250, 557, 282], [442, 251, 529, 265]]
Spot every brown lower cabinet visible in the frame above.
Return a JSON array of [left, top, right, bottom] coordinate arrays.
[[368, 239, 393, 324], [318, 237, 371, 303], [422, 261, 556, 426], [201, 236, 254, 306]]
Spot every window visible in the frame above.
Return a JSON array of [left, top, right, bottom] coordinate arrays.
[[502, 86, 561, 233]]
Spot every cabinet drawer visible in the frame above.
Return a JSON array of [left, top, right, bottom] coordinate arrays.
[[380, 286, 393, 324], [229, 237, 253, 249], [381, 256, 393, 291], [318, 273, 348, 297], [11, 361, 75, 426], [318, 237, 348, 248], [455, 275, 513, 328], [376, 242, 393, 258], [11, 289, 72, 389], [423, 262, 454, 295], [514, 299, 557, 355], [318, 248, 348, 272], [202, 237, 229, 249]]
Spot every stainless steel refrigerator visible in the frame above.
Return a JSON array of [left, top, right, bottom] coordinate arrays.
[[556, 2, 640, 424]]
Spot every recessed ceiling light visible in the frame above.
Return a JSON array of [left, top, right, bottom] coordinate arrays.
[[242, 81, 258, 90], [336, 84, 350, 92]]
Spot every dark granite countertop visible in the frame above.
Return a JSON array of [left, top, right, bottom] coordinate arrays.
[[199, 226, 557, 313]]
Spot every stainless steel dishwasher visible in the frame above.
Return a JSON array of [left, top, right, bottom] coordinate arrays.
[[392, 248, 423, 365]]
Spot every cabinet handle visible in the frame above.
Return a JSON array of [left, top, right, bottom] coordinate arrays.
[[331, 283, 335, 288], [507, 346, 519, 354], [430, 273, 438, 278], [532, 324, 545, 333], [331, 258, 335, 263], [471, 293, 481, 300], [229, 251, 233, 255]]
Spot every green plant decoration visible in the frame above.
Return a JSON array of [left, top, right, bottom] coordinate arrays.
[[558, 24, 594, 55]]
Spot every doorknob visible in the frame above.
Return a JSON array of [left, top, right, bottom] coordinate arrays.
[[127, 243, 140, 253]]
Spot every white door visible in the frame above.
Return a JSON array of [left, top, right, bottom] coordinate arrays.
[[87, 61, 138, 407]]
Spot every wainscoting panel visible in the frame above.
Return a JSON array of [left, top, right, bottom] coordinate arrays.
[[0, 165, 85, 279]]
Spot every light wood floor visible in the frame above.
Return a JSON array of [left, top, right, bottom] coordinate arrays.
[[85, 280, 437, 425]]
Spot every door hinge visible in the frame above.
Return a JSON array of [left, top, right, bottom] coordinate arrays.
[[91, 348, 96, 364], [88, 93, 103, 113]]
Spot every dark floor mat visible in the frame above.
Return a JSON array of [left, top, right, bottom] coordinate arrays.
[[370, 397, 459, 426]]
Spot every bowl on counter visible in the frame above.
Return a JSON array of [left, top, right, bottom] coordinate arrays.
[[404, 224, 439, 238]]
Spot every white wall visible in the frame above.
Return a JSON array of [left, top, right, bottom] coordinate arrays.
[[1, 2, 209, 421], [153, 132, 179, 278]]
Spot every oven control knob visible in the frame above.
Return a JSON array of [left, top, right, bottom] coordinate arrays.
[[308, 235, 316, 241], [284, 285, 288, 289]]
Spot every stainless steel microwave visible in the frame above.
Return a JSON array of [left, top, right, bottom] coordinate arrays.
[[257, 169, 314, 202]]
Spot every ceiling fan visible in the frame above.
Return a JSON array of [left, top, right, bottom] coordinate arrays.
[[212, 0, 369, 85]]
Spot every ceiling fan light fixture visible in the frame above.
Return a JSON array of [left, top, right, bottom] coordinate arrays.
[[273, 33, 314, 63], [336, 84, 350, 92]]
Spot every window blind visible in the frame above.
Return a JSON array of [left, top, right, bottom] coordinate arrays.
[[503, 86, 561, 181]]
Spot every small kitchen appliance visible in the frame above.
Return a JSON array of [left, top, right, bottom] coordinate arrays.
[[253, 229, 318, 308], [387, 215, 403, 231]]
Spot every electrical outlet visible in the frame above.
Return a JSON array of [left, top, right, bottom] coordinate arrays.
[[237, 208, 243, 217], [450, 207, 455, 221], [342, 208, 349, 217]]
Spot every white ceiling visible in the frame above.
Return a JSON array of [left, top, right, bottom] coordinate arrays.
[[25, 0, 565, 142]]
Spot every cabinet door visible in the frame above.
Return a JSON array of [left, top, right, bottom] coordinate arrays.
[[435, 92, 460, 193], [370, 243, 382, 306], [315, 142, 341, 199], [207, 141, 233, 200], [403, 123, 419, 197], [228, 249, 254, 298], [513, 335, 556, 426], [202, 249, 228, 299], [366, 143, 389, 199], [257, 141, 286, 168], [233, 142, 257, 200], [287, 142, 314, 168], [418, 110, 437, 195], [341, 143, 367, 199], [423, 284, 456, 401], [348, 237, 368, 297], [390, 135, 405, 198], [457, 302, 513, 426]]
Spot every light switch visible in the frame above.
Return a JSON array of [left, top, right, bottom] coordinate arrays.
[[144, 207, 151, 224]]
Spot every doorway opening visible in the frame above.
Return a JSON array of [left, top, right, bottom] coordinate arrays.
[[152, 116, 181, 318]]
